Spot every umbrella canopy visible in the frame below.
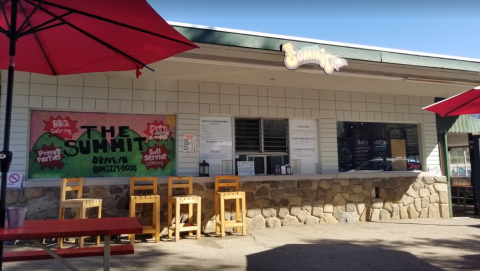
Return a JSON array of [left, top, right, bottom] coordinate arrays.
[[422, 86, 480, 117], [0, 0, 198, 75], [0, 0, 198, 267]]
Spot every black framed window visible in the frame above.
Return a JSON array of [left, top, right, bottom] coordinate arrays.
[[337, 121, 421, 172]]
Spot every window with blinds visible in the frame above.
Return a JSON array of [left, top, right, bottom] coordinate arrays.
[[235, 118, 288, 153]]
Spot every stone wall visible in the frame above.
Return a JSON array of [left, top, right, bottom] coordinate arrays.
[[6, 176, 450, 232]]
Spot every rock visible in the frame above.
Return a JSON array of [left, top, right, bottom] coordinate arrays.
[[434, 183, 448, 192], [406, 187, 419, 198], [296, 210, 309, 223], [362, 179, 373, 190], [378, 187, 388, 199], [393, 194, 407, 204], [270, 181, 280, 189], [383, 200, 393, 212], [371, 198, 384, 209], [380, 210, 390, 221], [370, 209, 380, 222], [392, 204, 400, 220], [346, 203, 356, 212], [353, 185, 363, 193], [430, 194, 439, 203], [270, 189, 285, 198], [407, 205, 418, 219], [246, 192, 255, 203], [419, 189, 430, 198], [262, 208, 276, 218], [332, 194, 346, 206], [440, 204, 450, 218], [255, 186, 269, 197], [330, 183, 342, 194], [403, 196, 414, 206], [297, 189, 316, 199], [278, 198, 289, 206], [254, 198, 271, 207], [247, 206, 261, 218], [360, 207, 368, 221], [423, 176, 435, 184], [324, 190, 333, 202], [305, 216, 320, 225], [428, 203, 440, 218], [434, 176, 447, 183], [428, 185, 436, 195], [332, 206, 345, 220], [268, 199, 280, 207], [321, 213, 338, 224], [6, 190, 18, 204], [116, 196, 128, 210], [387, 178, 400, 188], [356, 203, 365, 216], [349, 194, 365, 202], [282, 215, 301, 226], [339, 212, 359, 223], [247, 214, 266, 231], [266, 217, 282, 228], [319, 180, 332, 190], [438, 191, 448, 204], [297, 180, 312, 189], [418, 208, 428, 218], [284, 187, 297, 195], [280, 180, 295, 187], [414, 198, 422, 212], [24, 188, 44, 199], [399, 205, 409, 219], [421, 197, 429, 208], [324, 203, 333, 213], [91, 186, 108, 198], [242, 182, 258, 191], [312, 206, 324, 217], [341, 192, 350, 200], [278, 207, 289, 218], [290, 205, 301, 216], [412, 180, 424, 191], [109, 186, 123, 194]]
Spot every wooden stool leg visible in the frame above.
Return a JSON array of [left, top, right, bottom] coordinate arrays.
[[241, 195, 247, 236], [168, 202, 173, 239], [188, 203, 193, 236], [215, 194, 220, 234], [95, 205, 101, 245], [196, 201, 201, 239], [220, 196, 225, 238], [155, 197, 160, 243], [58, 207, 65, 249], [79, 206, 86, 248], [74, 208, 81, 245], [129, 199, 136, 245], [236, 198, 240, 233], [175, 202, 180, 242]]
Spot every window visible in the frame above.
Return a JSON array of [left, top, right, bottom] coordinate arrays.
[[449, 147, 470, 177], [235, 118, 289, 175], [337, 121, 421, 172]]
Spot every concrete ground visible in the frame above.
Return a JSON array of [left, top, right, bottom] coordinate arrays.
[[3, 216, 480, 271]]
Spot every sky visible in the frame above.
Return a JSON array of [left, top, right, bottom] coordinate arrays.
[[148, 0, 480, 60]]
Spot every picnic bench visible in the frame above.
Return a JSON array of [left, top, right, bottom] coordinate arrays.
[[0, 217, 142, 271]]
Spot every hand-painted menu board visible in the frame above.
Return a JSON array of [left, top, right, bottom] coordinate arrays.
[[372, 139, 388, 158], [28, 111, 176, 179], [354, 138, 370, 168], [337, 138, 353, 172]]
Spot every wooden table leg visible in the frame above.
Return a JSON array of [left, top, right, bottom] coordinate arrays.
[[32, 239, 79, 271], [103, 235, 111, 271]]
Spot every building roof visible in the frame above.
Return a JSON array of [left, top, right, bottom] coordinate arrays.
[[170, 22, 480, 73]]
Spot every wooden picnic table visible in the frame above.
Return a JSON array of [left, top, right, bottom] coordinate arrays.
[[0, 217, 142, 271]]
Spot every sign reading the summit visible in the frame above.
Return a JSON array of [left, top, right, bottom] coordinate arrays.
[[29, 111, 176, 179], [281, 42, 348, 74]]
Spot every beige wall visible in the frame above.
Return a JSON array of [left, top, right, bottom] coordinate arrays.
[[0, 70, 440, 184]]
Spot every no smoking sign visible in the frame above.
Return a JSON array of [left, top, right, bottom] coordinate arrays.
[[0, 172, 24, 188]]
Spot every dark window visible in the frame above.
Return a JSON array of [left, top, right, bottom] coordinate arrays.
[[337, 121, 421, 172]]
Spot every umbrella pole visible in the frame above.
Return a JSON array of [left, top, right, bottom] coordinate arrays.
[[0, 0, 18, 269]]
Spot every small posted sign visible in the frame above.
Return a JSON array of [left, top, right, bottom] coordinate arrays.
[[183, 134, 196, 153], [237, 161, 255, 176], [0, 172, 24, 188]]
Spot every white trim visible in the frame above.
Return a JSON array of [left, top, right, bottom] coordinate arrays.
[[168, 21, 480, 63]]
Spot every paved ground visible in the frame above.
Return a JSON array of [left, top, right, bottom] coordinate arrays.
[[3, 216, 480, 271]]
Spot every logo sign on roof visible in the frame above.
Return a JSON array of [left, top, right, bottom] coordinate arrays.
[[281, 42, 348, 74]]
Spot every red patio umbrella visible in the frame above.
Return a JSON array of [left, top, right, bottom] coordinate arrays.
[[422, 86, 480, 116], [0, 0, 198, 263]]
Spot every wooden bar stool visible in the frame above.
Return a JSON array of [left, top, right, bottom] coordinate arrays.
[[58, 178, 102, 248], [215, 175, 247, 237], [167, 177, 201, 242], [129, 177, 160, 244]]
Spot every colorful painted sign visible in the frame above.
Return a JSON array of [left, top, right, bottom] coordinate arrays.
[[281, 42, 348, 74], [28, 111, 176, 179]]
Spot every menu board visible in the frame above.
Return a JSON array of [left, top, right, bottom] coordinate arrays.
[[337, 138, 353, 172], [237, 161, 255, 176], [200, 117, 233, 174], [354, 138, 370, 168], [373, 139, 388, 158], [289, 120, 318, 174]]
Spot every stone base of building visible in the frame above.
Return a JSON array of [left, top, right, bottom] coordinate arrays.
[[6, 176, 450, 232]]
